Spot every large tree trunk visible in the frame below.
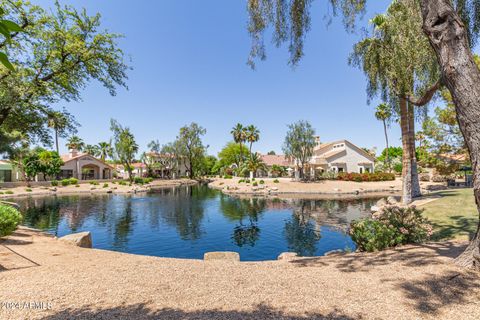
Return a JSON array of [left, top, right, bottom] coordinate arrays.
[[400, 97, 421, 204], [420, 0, 480, 269], [408, 101, 422, 198]]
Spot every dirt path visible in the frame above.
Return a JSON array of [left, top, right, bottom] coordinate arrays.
[[1, 227, 479, 319]]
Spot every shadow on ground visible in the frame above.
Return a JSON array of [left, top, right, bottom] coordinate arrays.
[[430, 215, 477, 241], [41, 304, 359, 320]]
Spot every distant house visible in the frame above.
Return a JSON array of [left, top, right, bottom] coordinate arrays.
[[114, 162, 147, 179], [307, 138, 375, 175], [0, 160, 13, 183], [58, 149, 114, 180], [259, 154, 294, 177], [144, 152, 189, 178]]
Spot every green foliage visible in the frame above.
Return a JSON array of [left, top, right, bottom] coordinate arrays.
[[350, 205, 432, 252], [75, 184, 80, 188], [110, 119, 138, 183], [337, 172, 395, 182], [134, 176, 144, 184], [0, 204, 22, 237], [5, 190, 13, 194], [270, 164, 287, 178], [377, 147, 403, 162], [259, 180, 265, 184], [283, 120, 316, 179], [238, 179, 245, 183], [25, 188, 32, 192], [61, 179, 70, 186], [252, 182, 258, 186], [118, 180, 127, 186], [66, 136, 85, 151], [176, 122, 207, 179], [245, 179, 251, 184], [51, 180, 58, 187], [103, 183, 109, 188], [223, 174, 233, 179], [68, 178, 78, 185], [246, 153, 267, 175], [273, 179, 279, 183], [216, 142, 249, 173], [89, 181, 99, 186], [0, 7, 23, 71]]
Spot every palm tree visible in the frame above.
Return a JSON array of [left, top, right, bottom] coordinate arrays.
[[47, 111, 68, 154], [246, 153, 266, 178], [231, 123, 247, 163], [84, 144, 100, 157], [375, 103, 392, 172], [245, 125, 260, 158], [97, 141, 113, 161], [66, 135, 85, 151]]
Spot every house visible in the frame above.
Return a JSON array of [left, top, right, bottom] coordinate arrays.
[[306, 137, 375, 175], [0, 160, 13, 182], [58, 149, 114, 180], [259, 154, 294, 177], [144, 152, 189, 178], [114, 162, 147, 179]]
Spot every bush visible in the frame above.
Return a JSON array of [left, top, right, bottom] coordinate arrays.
[[25, 188, 32, 192], [252, 182, 258, 187], [69, 178, 78, 185], [0, 205, 22, 237], [5, 191, 13, 195], [91, 181, 99, 186], [75, 184, 80, 188], [118, 181, 127, 186], [431, 175, 446, 182], [134, 177, 144, 185], [103, 183, 109, 188], [144, 177, 153, 184], [61, 179, 70, 186], [419, 173, 430, 182], [273, 179, 280, 183], [245, 179, 251, 184], [259, 180, 265, 184], [223, 174, 233, 179], [350, 205, 432, 252], [51, 180, 58, 187], [337, 172, 395, 182], [238, 179, 245, 183]]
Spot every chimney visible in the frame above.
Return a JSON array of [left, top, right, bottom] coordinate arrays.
[[69, 148, 78, 159], [315, 136, 321, 146]]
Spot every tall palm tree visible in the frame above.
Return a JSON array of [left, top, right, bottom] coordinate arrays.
[[245, 125, 260, 158], [84, 144, 100, 157], [246, 153, 267, 178], [66, 136, 85, 151], [47, 111, 68, 154], [97, 141, 113, 161], [231, 123, 247, 163], [375, 103, 392, 172]]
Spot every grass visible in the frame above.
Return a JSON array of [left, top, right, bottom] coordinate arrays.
[[420, 189, 478, 241]]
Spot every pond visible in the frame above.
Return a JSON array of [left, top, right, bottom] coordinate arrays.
[[13, 185, 378, 261]]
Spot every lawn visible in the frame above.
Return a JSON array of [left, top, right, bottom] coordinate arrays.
[[420, 188, 478, 241]]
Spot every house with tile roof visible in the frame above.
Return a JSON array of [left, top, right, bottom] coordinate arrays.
[[58, 149, 115, 180]]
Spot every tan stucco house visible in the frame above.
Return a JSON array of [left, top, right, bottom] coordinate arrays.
[[58, 149, 114, 180]]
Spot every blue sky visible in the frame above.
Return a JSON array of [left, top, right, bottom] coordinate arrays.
[[34, 0, 404, 156]]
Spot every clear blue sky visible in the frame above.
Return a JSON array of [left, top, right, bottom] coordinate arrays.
[[34, 0, 405, 156]]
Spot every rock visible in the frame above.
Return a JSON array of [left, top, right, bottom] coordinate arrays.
[[389, 185, 395, 189], [204, 251, 240, 262], [50, 188, 57, 192], [387, 196, 399, 205], [270, 187, 279, 191], [59, 232, 92, 248], [371, 205, 381, 212], [277, 252, 298, 261], [106, 190, 113, 194], [325, 249, 344, 256], [376, 198, 388, 207]]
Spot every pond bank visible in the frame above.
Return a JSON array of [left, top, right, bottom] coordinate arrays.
[[0, 227, 478, 319], [209, 177, 445, 198], [0, 179, 197, 200]]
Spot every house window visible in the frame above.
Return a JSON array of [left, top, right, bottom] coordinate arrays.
[[365, 167, 371, 173], [0, 170, 12, 182], [60, 170, 73, 179], [359, 167, 363, 174], [338, 168, 344, 173]]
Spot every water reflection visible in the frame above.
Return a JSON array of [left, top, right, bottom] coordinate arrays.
[[13, 185, 378, 261]]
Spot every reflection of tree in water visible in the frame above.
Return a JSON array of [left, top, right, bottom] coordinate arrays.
[[153, 185, 217, 240], [112, 200, 134, 249], [284, 212, 321, 257], [20, 197, 62, 235], [220, 195, 266, 247]]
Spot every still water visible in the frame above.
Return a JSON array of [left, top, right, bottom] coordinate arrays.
[[14, 185, 377, 261]]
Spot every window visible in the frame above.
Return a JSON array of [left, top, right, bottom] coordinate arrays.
[[359, 167, 363, 174], [365, 167, 370, 173], [0, 170, 12, 182], [60, 170, 73, 179], [338, 168, 344, 173]]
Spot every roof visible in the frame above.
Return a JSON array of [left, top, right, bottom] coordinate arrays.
[[131, 162, 146, 169], [61, 153, 114, 169], [313, 139, 375, 162], [260, 154, 293, 167]]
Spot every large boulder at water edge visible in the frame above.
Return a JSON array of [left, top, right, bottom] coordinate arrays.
[[59, 231, 92, 248]]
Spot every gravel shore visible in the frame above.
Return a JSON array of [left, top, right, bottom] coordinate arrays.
[[1, 227, 479, 319]]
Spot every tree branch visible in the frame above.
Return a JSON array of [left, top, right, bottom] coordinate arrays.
[[407, 80, 441, 106]]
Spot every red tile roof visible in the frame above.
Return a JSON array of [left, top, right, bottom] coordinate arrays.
[[260, 154, 292, 167]]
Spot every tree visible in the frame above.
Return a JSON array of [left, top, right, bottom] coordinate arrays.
[[231, 123, 247, 164], [97, 142, 113, 161], [0, 1, 128, 149], [84, 144, 99, 157], [350, 0, 440, 204], [283, 120, 316, 180], [245, 153, 267, 178], [66, 136, 84, 151], [37, 149, 63, 180], [267, 150, 276, 155], [47, 110, 78, 154], [0, 6, 23, 70], [147, 140, 161, 153], [110, 119, 138, 183], [200, 155, 218, 176], [246, 0, 480, 267], [217, 142, 250, 172], [245, 125, 260, 157], [176, 123, 206, 179], [375, 103, 393, 172]]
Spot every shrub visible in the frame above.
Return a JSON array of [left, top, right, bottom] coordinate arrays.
[[0, 205, 22, 237], [350, 205, 432, 252], [337, 172, 395, 182], [5, 191, 14, 195], [223, 174, 233, 179], [118, 181, 127, 186], [419, 173, 430, 182], [252, 178, 256, 181], [219, 182, 224, 186], [144, 177, 153, 184], [103, 183, 109, 188], [61, 179, 70, 186], [273, 179, 280, 183], [75, 184, 80, 188], [25, 188, 32, 192], [245, 179, 250, 184], [91, 181, 99, 186], [69, 178, 78, 185], [134, 177, 144, 185], [0, 192, 3, 194], [238, 179, 245, 183], [252, 182, 258, 187], [259, 180, 265, 184], [51, 180, 58, 187], [431, 175, 446, 182]]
